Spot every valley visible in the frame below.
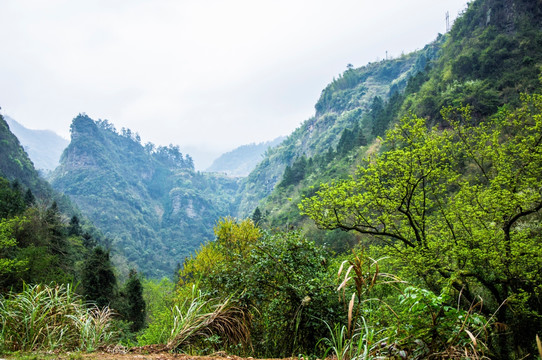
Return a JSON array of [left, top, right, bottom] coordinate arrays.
[[1, 0, 542, 358]]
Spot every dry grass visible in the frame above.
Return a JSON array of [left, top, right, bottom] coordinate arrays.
[[164, 292, 251, 352]]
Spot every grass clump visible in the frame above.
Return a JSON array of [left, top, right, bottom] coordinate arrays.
[[138, 284, 251, 354], [0, 283, 116, 352]]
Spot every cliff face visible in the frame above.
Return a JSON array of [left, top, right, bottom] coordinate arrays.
[[50, 114, 241, 278]]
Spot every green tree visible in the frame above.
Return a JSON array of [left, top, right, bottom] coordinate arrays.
[[68, 215, 82, 236], [368, 96, 386, 137], [120, 269, 146, 332], [23, 189, 35, 207], [252, 207, 263, 225], [0, 217, 28, 288], [178, 218, 338, 356], [279, 156, 307, 188], [81, 247, 118, 308], [0, 177, 25, 219], [336, 128, 356, 155], [300, 94, 542, 358]]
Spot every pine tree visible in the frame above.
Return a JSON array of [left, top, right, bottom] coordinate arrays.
[[46, 202, 68, 257], [122, 269, 146, 332], [252, 207, 262, 225], [80, 247, 117, 308], [68, 215, 81, 236], [23, 189, 35, 207]]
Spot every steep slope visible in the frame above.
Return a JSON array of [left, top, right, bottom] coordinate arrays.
[[237, 40, 442, 216], [50, 114, 241, 278], [4, 116, 68, 172], [206, 136, 285, 177]]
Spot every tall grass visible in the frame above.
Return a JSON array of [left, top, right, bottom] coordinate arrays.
[[0, 283, 116, 352], [319, 317, 383, 360]]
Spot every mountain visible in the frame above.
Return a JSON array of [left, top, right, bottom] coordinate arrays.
[[206, 136, 285, 177], [50, 115, 241, 278], [396, 0, 542, 125], [44, 0, 542, 281], [4, 116, 68, 172], [236, 40, 443, 217]]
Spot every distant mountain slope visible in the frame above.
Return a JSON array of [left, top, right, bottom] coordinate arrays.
[[50, 114, 241, 278], [236, 40, 442, 216], [206, 136, 285, 177], [4, 116, 68, 172]]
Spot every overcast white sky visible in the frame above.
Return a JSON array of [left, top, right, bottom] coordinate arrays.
[[0, 0, 468, 168]]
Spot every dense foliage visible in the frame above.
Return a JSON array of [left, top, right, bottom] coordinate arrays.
[[0, 284, 117, 352], [0, 114, 147, 350], [173, 218, 341, 356], [300, 95, 542, 357]]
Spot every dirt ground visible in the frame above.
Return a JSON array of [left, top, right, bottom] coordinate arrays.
[[3, 346, 299, 360], [79, 348, 291, 360], [81, 354, 265, 360]]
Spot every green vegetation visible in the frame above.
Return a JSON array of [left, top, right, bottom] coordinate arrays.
[[0, 113, 147, 353], [172, 218, 340, 356], [162, 219, 498, 358], [301, 94, 542, 357], [138, 283, 250, 353]]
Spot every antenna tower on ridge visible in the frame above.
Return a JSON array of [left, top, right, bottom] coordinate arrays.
[[446, 11, 450, 32]]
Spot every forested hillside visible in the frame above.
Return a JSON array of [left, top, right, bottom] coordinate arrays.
[[0, 115, 53, 199], [50, 114, 241, 278], [0, 113, 102, 291], [244, 0, 542, 357], [236, 38, 443, 216]]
